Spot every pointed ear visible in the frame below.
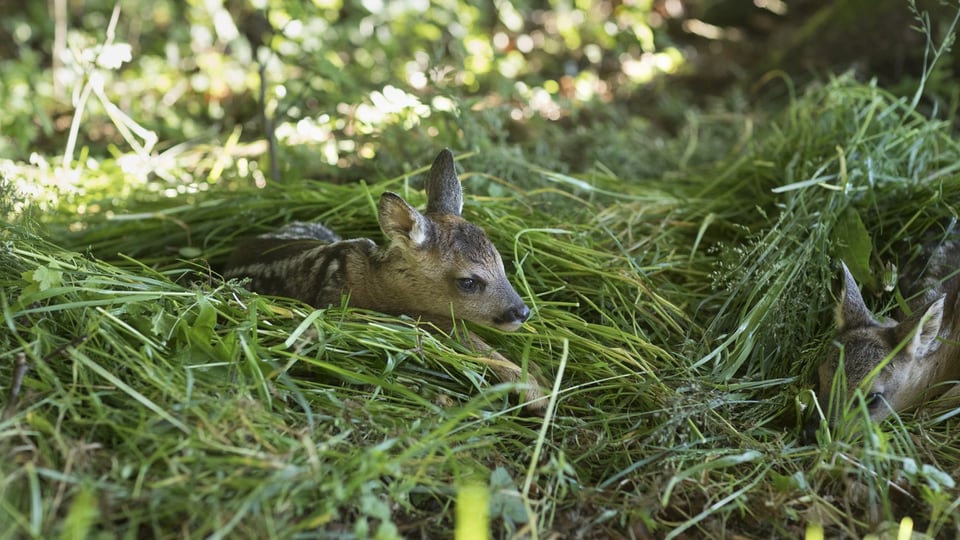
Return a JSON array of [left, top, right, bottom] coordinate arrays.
[[836, 261, 875, 329], [424, 148, 463, 216], [897, 296, 945, 357], [378, 192, 430, 248]]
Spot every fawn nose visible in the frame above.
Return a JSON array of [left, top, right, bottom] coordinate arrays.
[[510, 305, 531, 324], [493, 303, 530, 330]]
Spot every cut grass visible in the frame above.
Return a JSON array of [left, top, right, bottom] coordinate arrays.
[[2, 75, 960, 538]]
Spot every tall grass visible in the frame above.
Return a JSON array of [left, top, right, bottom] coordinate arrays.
[[2, 75, 960, 538]]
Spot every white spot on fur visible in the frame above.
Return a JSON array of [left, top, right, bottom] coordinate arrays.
[[324, 260, 340, 281]]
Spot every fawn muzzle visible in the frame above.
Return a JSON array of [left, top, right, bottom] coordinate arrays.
[[493, 302, 531, 331]]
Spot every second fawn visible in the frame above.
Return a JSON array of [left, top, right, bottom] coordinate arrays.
[[815, 236, 960, 425], [225, 149, 546, 410]]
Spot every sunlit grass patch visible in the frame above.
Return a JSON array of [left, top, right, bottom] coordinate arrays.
[[3, 74, 960, 538]]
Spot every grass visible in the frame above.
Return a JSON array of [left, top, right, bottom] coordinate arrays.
[[3, 74, 960, 538]]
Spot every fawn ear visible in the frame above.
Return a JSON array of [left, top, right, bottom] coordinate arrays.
[[897, 296, 945, 358], [425, 149, 463, 217], [836, 262, 875, 330], [378, 192, 430, 248]]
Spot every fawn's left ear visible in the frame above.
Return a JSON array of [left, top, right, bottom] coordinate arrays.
[[836, 262, 876, 330], [379, 192, 431, 248], [425, 149, 463, 217]]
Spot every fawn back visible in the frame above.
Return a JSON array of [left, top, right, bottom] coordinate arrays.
[[816, 237, 960, 423], [224, 149, 531, 332]]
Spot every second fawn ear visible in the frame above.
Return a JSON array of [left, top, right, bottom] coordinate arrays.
[[378, 192, 430, 248], [836, 262, 875, 330], [425, 149, 463, 217], [898, 296, 945, 358]]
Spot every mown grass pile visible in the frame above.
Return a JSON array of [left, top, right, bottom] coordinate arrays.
[[3, 75, 960, 538]]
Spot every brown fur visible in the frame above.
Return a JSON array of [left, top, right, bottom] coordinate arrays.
[[816, 237, 960, 424], [225, 149, 546, 411]]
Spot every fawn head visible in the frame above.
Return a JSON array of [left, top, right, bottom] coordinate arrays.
[[375, 149, 530, 331], [815, 262, 946, 424]]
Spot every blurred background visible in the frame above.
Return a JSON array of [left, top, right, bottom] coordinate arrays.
[[2, 0, 957, 186]]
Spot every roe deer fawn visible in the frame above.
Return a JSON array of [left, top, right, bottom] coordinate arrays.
[[225, 149, 546, 410], [815, 236, 960, 426]]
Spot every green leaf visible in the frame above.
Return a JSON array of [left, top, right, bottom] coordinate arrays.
[[151, 309, 177, 338], [921, 464, 956, 491], [58, 486, 98, 540], [21, 264, 63, 292], [832, 207, 873, 287], [488, 467, 527, 525], [194, 297, 218, 334], [178, 246, 203, 258]]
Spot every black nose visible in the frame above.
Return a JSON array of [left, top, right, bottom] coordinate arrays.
[[493, 304, 531, 327], [500, 305, 529, 324]]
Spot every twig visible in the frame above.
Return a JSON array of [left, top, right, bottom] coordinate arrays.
[[52, 0, 67, 99], [3, 353, 29, 421], [258, 38, 279, 183], [62, 1, 124, 170], [3, 336, 89, 420], [245, 7, 280, 183]]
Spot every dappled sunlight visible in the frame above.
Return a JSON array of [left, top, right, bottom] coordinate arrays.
[[4, 0, 960, 538]]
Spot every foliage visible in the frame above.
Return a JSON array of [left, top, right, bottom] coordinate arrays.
[[4, 74, 960, 537], [3, 0, 960, 538], [0, 0, 683, 179]]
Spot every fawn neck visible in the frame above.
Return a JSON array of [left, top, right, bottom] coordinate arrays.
[[342, 244, 454, 327]]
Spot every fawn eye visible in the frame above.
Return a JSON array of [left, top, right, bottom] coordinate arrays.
[[456, 277, 483, 293], [865, 392, 884, 409]]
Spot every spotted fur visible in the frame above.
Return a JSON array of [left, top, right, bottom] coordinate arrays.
[[225, 149, 546, 410]]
